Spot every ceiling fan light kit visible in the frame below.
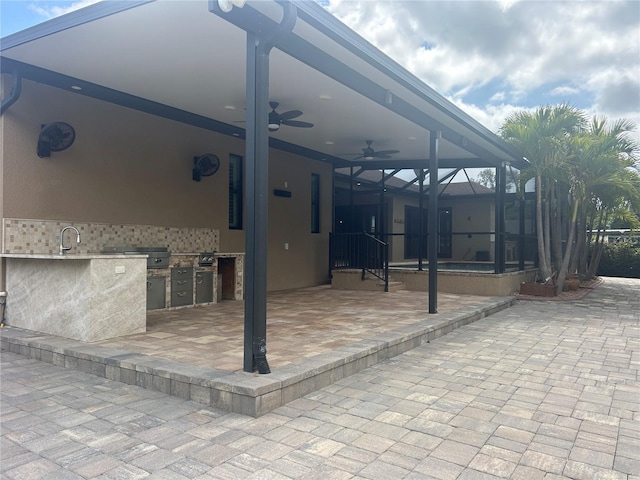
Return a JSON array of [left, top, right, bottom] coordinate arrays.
[[37, 122, 76, 158]]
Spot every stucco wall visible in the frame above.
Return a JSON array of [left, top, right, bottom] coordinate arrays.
[[439, 197, 494, 261], [0, 80, 332, 291]]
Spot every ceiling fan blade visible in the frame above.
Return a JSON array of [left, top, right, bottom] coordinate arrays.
[[374, 154, 393, 159], [375, 149, 400, 156], [281, 120, 314, 128], [279, 109, 303, 121], [352, 155, 364, 160]]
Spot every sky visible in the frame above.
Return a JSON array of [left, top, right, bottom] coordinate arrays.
[[2, 0, 640, 147]]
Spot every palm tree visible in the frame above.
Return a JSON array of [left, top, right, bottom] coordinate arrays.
[[571, 117, 640, 279], [500, 104, 586, 284]]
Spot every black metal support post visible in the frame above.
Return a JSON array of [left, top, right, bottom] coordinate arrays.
[[418, 168, 424, 271], [518, 179, 526, 271], [243, 2, 298, 374], [428, 131, 440, 314], [380, 170, 385, 240], [243, 31, 270, 373], [349, 166, 355, 230], [495, 163, 506, 274]]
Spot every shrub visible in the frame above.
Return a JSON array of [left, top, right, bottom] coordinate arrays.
[[597, 242, 640, 278]]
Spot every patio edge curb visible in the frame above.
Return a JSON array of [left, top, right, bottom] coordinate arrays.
[[0, 296, 515, 416]]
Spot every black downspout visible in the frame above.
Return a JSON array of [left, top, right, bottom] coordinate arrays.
[[0, 71, 22, 115], [428, 131, 440, 314], [243, 2, 298, 374]]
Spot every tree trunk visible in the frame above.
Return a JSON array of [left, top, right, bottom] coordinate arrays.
[[570, 204, 585, 274], [552, 183, 563, 272], [577, 204, 590, 275], [556, 195, 580, 294], [543, 180, 553, 280], [535, 174, 551, 279], [586, 211, 609, 279]]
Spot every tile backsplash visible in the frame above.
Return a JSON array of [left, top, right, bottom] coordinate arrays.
[[2, 219, 220, 255]]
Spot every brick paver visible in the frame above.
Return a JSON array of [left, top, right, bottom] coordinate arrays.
[[2, 277, 638, 479]]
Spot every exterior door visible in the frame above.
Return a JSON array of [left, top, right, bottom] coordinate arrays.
[[404, 205, 452, 259]]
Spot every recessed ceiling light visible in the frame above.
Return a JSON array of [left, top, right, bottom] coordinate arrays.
[[232, 133, 240, 137], [319, 94, 331, 100], [325, 141, 334, 145], [71, 85, 82, 91], [224, 105, 236, 110], [408, 136, 416, 140]]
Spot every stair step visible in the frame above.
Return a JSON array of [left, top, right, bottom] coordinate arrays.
[[377, 281, 405, 292]]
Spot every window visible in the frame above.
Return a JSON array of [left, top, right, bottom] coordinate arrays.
[[311, 173, 320, 233], [228, 154, 243, 230]]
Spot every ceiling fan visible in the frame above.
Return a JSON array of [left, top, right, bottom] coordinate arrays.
[[267, 102, 313, 132], [345, 140, 400, 160], [236, 102, 314, 131]]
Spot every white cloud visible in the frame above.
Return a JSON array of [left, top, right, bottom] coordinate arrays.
[[490, 91, 506, 103], [550, 86, 581, 97], [325, 0, 640, 142], [28, 0, 101, 20]]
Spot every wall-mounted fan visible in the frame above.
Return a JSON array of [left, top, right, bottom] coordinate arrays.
[[192, 153, 220, 182], [37, 122, 76, 158], [344, 140, 399, 160]]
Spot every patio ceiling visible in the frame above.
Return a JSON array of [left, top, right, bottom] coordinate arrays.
[[0, 0, 525, 171]]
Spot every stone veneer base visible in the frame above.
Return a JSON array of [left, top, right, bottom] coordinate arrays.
[[0, 296, 515, 417]]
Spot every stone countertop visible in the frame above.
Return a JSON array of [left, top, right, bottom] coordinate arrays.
[[169, 252, 245, 256], [1, 253, 148, 260]]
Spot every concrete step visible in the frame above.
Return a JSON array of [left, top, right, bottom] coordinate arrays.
[[382, 280, 405, 292], [331, 269, 406, 292]]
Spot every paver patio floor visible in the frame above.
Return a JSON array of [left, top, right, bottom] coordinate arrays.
[[96, 286, 488, 372]]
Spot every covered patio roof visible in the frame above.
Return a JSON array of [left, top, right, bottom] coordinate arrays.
[[1, 0, 525, 171], [1, 0, 527, 373]]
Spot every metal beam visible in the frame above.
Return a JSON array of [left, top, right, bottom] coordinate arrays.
[[340, 158, 502, 170]]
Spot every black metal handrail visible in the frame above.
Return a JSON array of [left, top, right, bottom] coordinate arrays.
[[329, 232, 389, 292]]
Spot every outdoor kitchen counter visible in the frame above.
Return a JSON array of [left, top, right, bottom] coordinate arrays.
[[1, 253, 147, 260], [1, 253, 147, 342]]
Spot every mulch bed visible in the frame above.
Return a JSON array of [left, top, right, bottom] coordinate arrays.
[[515, 277, 603, 301]]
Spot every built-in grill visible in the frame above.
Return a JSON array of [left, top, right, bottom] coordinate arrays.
[[102, 246, 171, 269], [198, 252, 217, 267]]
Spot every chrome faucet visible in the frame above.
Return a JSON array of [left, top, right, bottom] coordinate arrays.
[[60, 226, 81, 255]]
